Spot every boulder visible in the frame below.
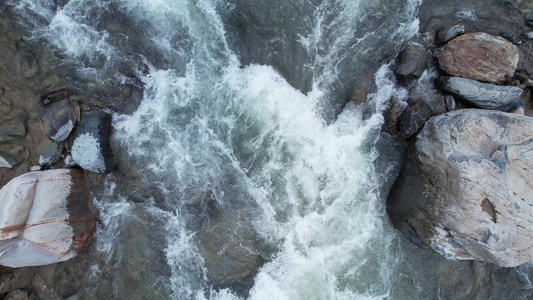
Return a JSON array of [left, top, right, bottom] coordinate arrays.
[[387, 109, 533, 267], [0, 150, 20, 169], [71, 110, 115, 173], [39, 141, 64, 167], [0, 169, 96, 268], [394, 43, 427, 86], [436, 24, 465, 45], [396, 85, 446, 138], [40, 100, 80, 142], [433, 32, 520, 84], [436, 76, 523, 109]]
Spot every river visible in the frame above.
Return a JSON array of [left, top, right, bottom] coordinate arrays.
[[6, 0, 533, 299]]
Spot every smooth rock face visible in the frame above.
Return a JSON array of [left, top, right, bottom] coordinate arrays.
[[72, 111, 115, 173], [434, 32, 520, 84], [436, 76, 523, 109], [387, 109, 533, 267], [40, 100, 80, 142], [0, 169, 96, 268], [394, 42, 427, 86]]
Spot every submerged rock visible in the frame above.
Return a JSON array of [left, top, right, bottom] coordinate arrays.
[[71, 110, 115, 173], [387, 109, 533, 267], [41, 100, 80, 142], [0, 169, 96, 268], [197, 208, 263, 285], [436, 76, 523, 109], [434, 32, 519, 84]]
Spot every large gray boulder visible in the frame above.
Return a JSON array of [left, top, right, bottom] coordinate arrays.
[[0, 169, 96, 268], [436, 76, 523, 109], [387, 109, 533, 267]]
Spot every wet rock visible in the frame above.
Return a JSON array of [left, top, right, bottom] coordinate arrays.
[[396, 84, 446, 139], [526, 12, 533, 26], [394, 42, 427, 86], [387, 109, 533, 267], [0, 169, 96, 268], [39, 141, 64, 167], [71, 110, 115, 173], [382, 96, 407, 136], [0, 110, 26, 143], [0, 150, 20, 168], [436, 76, 523, 109], [434, 32, 520, 84], [350, 70, 375, 107], [436, 24, 465, 45], [40, 100, 80, 142]]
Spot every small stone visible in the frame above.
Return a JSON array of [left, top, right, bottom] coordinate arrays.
[[526, 12, 533, 26], [40, 100, 80, 142], [511, 106, 525, 115], [30, 165, 41, 171], [0, 111, 26, 143], [445, 95, 457, 112], [0, 151, 20, 168], [436, 24, 465, 44], [64, 154, 77, 167], [39, 141, 64, 166], [527, 32, 533, 40]]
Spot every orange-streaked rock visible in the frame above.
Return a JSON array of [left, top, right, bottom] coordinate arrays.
[[0, 169, 96, 268], [434, 32, 519, 84]]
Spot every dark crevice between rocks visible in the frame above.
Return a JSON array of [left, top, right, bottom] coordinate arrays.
[[481, 198, 497, 223]]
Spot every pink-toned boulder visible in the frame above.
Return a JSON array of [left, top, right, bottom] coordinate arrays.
[[433, 32, 519, 84], [0, 169, 96, 268]]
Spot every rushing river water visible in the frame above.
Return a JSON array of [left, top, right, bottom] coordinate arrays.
[[6, 0, 533, 299]]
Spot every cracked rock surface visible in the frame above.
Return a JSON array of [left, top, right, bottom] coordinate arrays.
[[387, 109, 533, 267]]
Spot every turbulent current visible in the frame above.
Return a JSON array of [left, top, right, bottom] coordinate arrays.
[[6, 0, 533, 299]]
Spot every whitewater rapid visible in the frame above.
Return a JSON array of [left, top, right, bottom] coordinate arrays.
[[6, 0, 500, 299]]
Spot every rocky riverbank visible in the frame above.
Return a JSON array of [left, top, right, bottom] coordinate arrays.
[[1, 0, 533, 299], [382, 0, 533, 270]]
